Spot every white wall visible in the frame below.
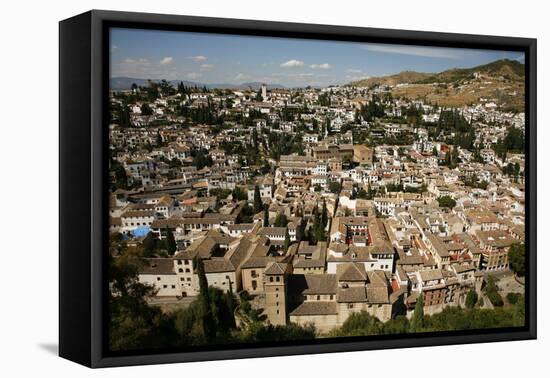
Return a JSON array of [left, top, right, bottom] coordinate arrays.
[[2, 1, 547, 377], [139, 274, 180, 296]]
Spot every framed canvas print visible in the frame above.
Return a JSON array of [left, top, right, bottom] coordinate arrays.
[[59, 10, 536, 368]]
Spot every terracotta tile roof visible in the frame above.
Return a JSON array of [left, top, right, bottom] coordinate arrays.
[[289, 301, 338, 316]]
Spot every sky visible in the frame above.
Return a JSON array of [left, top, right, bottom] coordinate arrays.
[[110, 27, 525, 87]]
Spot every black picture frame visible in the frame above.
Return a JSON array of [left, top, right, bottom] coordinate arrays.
[[59, 9, 537, 368]]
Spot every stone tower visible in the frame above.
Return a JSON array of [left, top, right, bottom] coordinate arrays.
[[261, 83, 267, 100], [263, 262, 289, 326]]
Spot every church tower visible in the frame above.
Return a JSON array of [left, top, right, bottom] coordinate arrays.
[[263, 262, 289, 325], [261, 83, 267, 100]]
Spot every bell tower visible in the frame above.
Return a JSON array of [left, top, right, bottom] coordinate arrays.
[[263, 262, 289, 325]]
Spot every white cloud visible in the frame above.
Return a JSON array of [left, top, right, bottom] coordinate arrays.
[[345, 69, 370, 81], [280, 59, 304, 68], [160, 57, 174, 65], [186, 72, 202, 80], [189, 55, 208, 62], [124, 58, 149, 64], [361, 44, 461, 59], [515, 54, 525, 63], [200, 64, 215, 71], [310, 63, 331, 69], [234, 73, 250, 81]]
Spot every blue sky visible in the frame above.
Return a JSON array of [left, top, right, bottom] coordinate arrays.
[[110, 28, 524, 87]]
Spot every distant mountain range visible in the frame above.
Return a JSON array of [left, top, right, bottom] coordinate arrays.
[[110, 77, 286, 91], [349, 59, 525, 111]]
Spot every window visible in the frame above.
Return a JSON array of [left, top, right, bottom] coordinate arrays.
[[187, 277, 191, 281], [177, 260, 182, 265], [317, 295, 321, 301], [276, 276, 280, 282], [157, 277, 161, 281], [180, 277, 185, 281], [171, 285, 176, 289], [348, 303, 354, 309], [270, 277, 274, 282], [163, 285, 167, 288], [330, 295, 333, 300], [184, 260, 189, 265], [178, 268, 183, 273], [185, 268, 190, 273]]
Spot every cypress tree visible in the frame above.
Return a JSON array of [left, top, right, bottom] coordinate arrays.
[[283, 228, 291, 252], [321, 199, 328, 228], [142, 232, 156, 257], [465, 289, 478, 309], [410, 294, 425, 332], [195, 258, 216, 341], [253, 185, 263, 213], [263, 206, 269, 227], [165, 227, 177, 255]]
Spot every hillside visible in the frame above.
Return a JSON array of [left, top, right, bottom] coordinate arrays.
[[350, 59, 525, 112], [415, 59, 525, 84], [351, 71, 431, 87]]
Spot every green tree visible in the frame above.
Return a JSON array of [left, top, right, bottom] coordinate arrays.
[[308, 206, 327, 244], [109, 253, 178, 351], [321, 199, 328, 228], [328, 181, 342, 194], [274, 213, 288, 227], [437, 196, 457, 209], [263, 206, 269, 227], [192, 149, 213, 170], [232, 186, 248, 201], [330, 311, 383, 337], [410, 294, 425, 332], [155, 132, 164, 147], [255, 89, 263, 102], [506, 292, 522, 305], [508, 243, 525, 277], [195, 258, 216, 341], [484, 275, 504, 307], [295, 219, 305, 242], [110, 159, 128, 190], [283, 228, 291, 252], [117, 102, 131, 128], [141, 103, 153, 116], [465, 289, 478, 309], [382, 315, 410, 335], [164, 227, 177, 255], [238, 323, 316, 343], [253, 185, 263, 213], [142, 232, 157, 257]]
